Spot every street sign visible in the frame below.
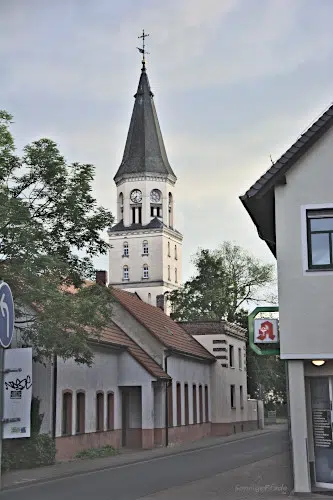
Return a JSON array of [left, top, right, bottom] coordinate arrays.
[[248, 306, 280, 356], [254, 318, 279, 343], [0, 282, 14, 349], [3, 348, 32, 439]]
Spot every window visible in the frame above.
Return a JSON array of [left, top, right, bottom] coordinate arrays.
[[199, 385, 203, 423], [240, 386, 244, 409], [62, 391, 72, 436], [213, 339, 227, 344], [307, 209, 333, 269], [192, 384, 197, 424], [167, 383, 173, 427], [230, 385, 236, 409], [205, 386, 209, 422], [175, 268, 178, 283], [123, 265, 129, 280], [143, 264, 149, 279], [123, 241, 129, 257], [143, 240, 149, 255], [184, 384, 189, 425], [148, 293, 151, 304], [131, 207, 136, 224], [215, 355, 228, 360], [174, 245, 177, 260], [213, 347, 227, 352], [107, 392, 114, 430], [76, 392, 85, 434], [238, 347, 242, 370], [138, 207, 142, 224], [229, 345, 234, 368], [168, 265, 171, 281], [176, 383, 182, 426], [168, 192, 173, 227], [96, 392, 104, 431], [168, 241, 171, 257]]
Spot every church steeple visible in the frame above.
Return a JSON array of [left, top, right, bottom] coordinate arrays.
[[113, 49, 176, 185]]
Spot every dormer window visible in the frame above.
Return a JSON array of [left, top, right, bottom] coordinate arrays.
[[307, 209, 333, 270], [143, 240, 149, 255], [123, 241, 129, 257]]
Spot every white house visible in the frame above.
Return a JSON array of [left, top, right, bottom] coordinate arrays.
[[240, 103, 333, 493]]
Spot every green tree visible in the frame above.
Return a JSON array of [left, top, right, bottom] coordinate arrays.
[[169, 242, 286, 404], [0, 111, 114, 365]]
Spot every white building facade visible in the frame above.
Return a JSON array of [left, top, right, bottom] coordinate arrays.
[[241, 103, 333, 493], [108, 60, 182, 311]]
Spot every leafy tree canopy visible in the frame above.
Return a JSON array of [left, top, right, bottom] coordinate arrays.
[[0, 111, 114, 365], [169, 242, 286, 405]]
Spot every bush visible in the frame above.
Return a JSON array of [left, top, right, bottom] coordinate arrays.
[[2, 433, 56, 471], [2, 396, 56, 472], [75, 445, 118, 460]]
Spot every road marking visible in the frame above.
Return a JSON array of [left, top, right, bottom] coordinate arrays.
[[3, 430, 288, 493]]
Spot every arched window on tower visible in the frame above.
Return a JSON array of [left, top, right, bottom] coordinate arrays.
[[168, 241, 171, 257], [168, 265, 171, 281], [123, 265, 129, 281], [175, 268, 178, 283], [168, 192, 173, 228], [143, 240, 149, 255], [119, 192, 124, 218], [143, 264, 149, 279], [123, 241, 129, 257], [174, 244, 177, 260]]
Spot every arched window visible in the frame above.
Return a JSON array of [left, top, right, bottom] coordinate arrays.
[[62, 391, 72, 436], [143, 240, 149, 255], [168, 265, 171, 281], [167, 241, 171, 257], [174, 244, 177, 260], [76, 391, 85, 434], [107, 392, 114, 430], [192, 385, 197, 424], [199, 385, 203, 423], [148, 293, 151, 304], [205, 385, 209, 422], [123, 265, 129, 280], [143, 264, 149, 279], [184, 384, 189, 425], [175, 268, 178, 283], [176, 382, 182, 426], [123, 241, 129, 257], [168, 192, 173, 227], [96, 392, 104, 431]]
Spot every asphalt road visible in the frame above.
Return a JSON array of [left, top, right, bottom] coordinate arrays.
[[1, 430, 289, 500]]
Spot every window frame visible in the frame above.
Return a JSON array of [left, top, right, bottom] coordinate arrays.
[[76, 391, 85, 434], [123, 241, 129, 257], [229, 344, 234, 368], [238, 347, 242, 370], [96, 391, 104, 432], [143, 264, 149, 279], [123, 265, 129, 281], [230, 384, 236, 409], [306, 209, 333, 270], [142, 240, 149, 255], [107, 392, 114, 431], [62, 390, 73, 436]]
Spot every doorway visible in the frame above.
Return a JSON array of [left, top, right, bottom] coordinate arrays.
[[310, 377, 333, 488]]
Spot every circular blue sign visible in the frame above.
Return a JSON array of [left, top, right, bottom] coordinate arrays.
[[0, 282, 15, 348]]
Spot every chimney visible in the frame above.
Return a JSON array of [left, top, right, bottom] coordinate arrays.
[[156, 294, 165, 312], [96, 270, 107, 286]]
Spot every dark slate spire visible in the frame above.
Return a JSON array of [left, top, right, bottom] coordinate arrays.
[[114, 64, 176, 184]]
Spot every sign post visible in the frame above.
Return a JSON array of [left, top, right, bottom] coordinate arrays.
[[0, 281, 15, 490]]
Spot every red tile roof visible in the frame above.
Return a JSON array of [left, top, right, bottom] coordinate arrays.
[[110, 288, 214, 361], [179, 320, 246, 340], [97, 321, 169, 380]]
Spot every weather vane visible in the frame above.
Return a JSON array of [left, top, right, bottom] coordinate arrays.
[[137, 29, 150, 68]]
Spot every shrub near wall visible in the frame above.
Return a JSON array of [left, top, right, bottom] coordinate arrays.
[[2, 397, 56, 472]]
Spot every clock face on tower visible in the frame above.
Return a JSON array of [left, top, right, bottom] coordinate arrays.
[[150, 189, 161, 203], [130, 189, 142, 203]]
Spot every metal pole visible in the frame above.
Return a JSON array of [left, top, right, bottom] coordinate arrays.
[[0, 347, 5, 490]]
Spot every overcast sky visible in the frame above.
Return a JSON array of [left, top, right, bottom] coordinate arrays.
[[2, 0, 333, 281]]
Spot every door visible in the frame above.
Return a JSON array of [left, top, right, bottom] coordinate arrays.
[[310, 377, 333, 488], [121, 390, 129, 447]]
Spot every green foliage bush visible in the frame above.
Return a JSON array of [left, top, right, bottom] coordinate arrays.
[[75, 445, 118, 460], [2, 397, 56, 471]]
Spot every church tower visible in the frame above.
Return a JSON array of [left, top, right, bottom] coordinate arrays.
[[108, 35, 183, 311]]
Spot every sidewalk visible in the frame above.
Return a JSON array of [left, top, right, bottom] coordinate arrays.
[[2, 425, 285, 491]]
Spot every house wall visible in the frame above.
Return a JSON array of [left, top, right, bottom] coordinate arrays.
[[274, 125, 333, 358]]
